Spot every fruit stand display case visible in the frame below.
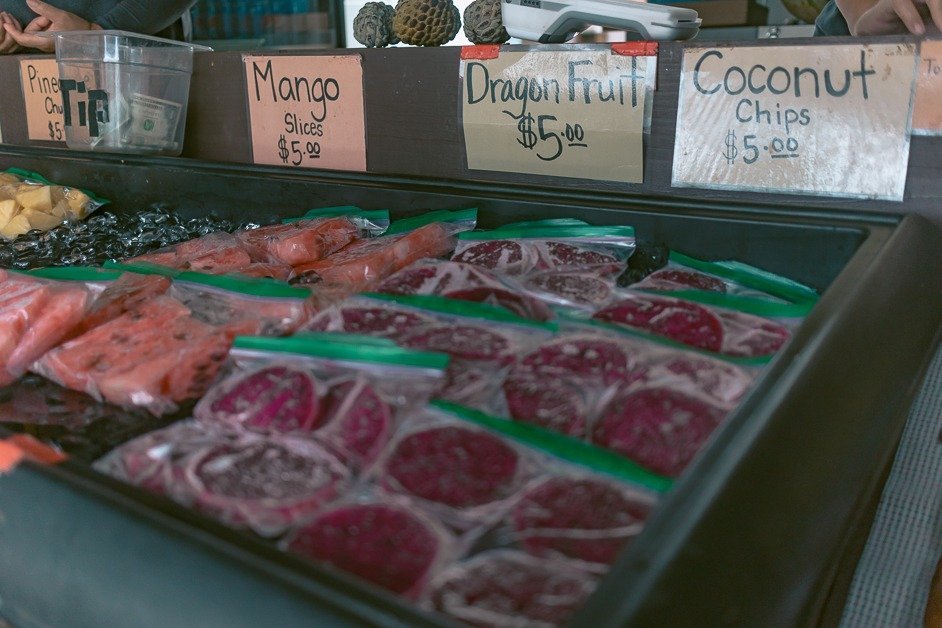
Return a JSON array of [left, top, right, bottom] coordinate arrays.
[[0, 146, 939, 627]]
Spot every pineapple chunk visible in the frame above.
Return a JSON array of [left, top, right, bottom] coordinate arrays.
[[0, 200, 17, 230], [0, 173, 21, 186], [15, 185, 54, 213], [0, 214, 32, 239], [50, 199, 71, 219], [65, 188, 91, 218], [22, 208, 64, 231]]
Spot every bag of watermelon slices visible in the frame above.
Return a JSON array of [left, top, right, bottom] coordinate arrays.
[[194, 334, 450, 469], [291, 208, 478, 292], [168, 272, 318, 337], [94, 419, 354, 538], [451, 225, 636, 277], [626, 250, 820, 305], [0, 270, 98, 385], [282, 491, 458, 600], [302, 292, 557, 409], [376, 259, 554, 322], [588, 288, 809, 361], [283, 206, 391, 237]]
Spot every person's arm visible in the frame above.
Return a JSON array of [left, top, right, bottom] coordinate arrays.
[[0, 12, 22, 54], [837, 0, 942, 35], [1, 0, 99, 52], [95, 0, 197, 35]]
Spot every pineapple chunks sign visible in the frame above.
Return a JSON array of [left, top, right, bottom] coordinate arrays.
[[18, 58, 66, 144], [672, 43, 918, 201], [243, 55, 367, 172], [461, 50, 650, 183]]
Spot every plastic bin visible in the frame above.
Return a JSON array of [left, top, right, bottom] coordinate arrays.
[[52, 30, 210, 156]]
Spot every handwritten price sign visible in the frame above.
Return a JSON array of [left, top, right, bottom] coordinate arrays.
[[244, 55, 366, 172], [461, 50, 649, 183], [18, 58, 66, 144], [672, 44, 917, 201]]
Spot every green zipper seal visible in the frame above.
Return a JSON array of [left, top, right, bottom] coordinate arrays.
[[292, 332, 398, 348], [233, 335, 451, 370], [458, 225, 636, 241], [670, 251, 819, 304], [568, 316, 774, 367], [360, 292, 558, 332], [175, 271, 310, 299], [26, 266, 123, 282], [638, 288, 814, 318], [500, 218, 591, 229], [103, 260, 182, 278], [432, 400, 673, 493], [385, 208, 478, 236], [4, 167, 111, 206]]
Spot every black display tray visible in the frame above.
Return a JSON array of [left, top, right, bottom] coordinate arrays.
[[0, 147, 940, 628]]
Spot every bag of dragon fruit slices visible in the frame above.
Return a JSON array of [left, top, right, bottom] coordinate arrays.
[[283, 206, 391, 237], [301, 292, 557, 410], [451, 224, 636, 277], [489, 320, 761, 478], [376, 258, 555, 322], [281, 490, 459, 601], [168, 271, 318, 337], [94, 419, 353, 538], [587, 287, 809, 362], [627, 250, 820, 305], [368, 404, 543, 534], [421, 403, 659, 570], [193, 334, 449, 470]]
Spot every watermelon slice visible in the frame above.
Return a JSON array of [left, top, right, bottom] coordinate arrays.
[[75, 274, 171, 336], [236, 218, 357, 266]]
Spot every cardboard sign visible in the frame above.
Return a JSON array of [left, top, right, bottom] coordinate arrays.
[[18, 58, 66, 143], [244, 55, 366, 171], [672, 44, 918, 201], [913, 40, 942, 136], [462, 50, 649, 183]]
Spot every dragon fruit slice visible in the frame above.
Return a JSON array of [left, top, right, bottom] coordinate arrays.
[[196, 365, 323, 434], [430, 550, 598, 627], [442, 287, 554, 322], [511, 476, 653, 566], [525, 272, 612, 307], [286, 503, 444, 598], [503, 372, 589, 438], [336, 307, 429, 339], [640, 353, 753, 406], [384, 425, 521, 509], [438, 362, 495, 407], [185, 437, 349, 535], [593, 295, 724, 353], [718, 310, 791, 358], [319, 379, 392, 468], [591, 387, 728, 477], [541, 241, 619, 270], [519, 336, 632, 386], [399, 324, 512, 363], [636, 269, 728, 293], [376, 265, 442, 294], [452, 240, 535, 274]]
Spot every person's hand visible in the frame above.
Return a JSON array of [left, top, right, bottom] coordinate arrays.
[[0, 12, 23, 54], [853, 0, 942, 35], [2, 0, 102, 53]]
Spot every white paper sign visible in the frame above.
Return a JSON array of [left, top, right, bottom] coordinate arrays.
[[672, 44, 918, 201]]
